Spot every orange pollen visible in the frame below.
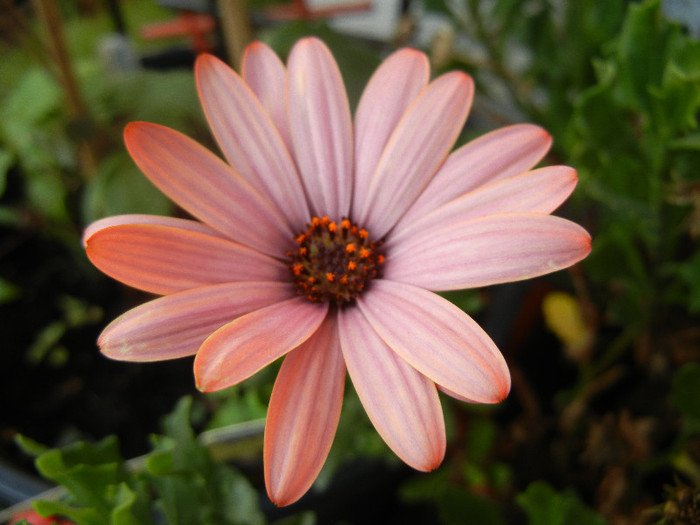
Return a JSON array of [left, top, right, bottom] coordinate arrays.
[[287, 217, 384, 305]]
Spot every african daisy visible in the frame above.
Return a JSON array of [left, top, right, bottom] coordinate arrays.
[[84, 37, 591, 506]]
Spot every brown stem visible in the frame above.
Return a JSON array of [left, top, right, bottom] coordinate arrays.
[[30, 0, 97, 179]]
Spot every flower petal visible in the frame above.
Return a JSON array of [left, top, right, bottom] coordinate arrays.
[[242, 41, 292, 151], [265, 315, 345, 506], [196, 54, 309, 229], [357, 72, 474, 238], [99, 282, 295, 362], [287, 37, 353, 218], [388, 166, 578, 246], [85, 223, 289, 295], [338, 306, 445, 471], [82, 214, 226, 247], [399, 124, 552, 227], [124, 121, 292, 256], [385, 213, 592, 291], [194, 298, 329, 392], [357, 279, 510, 403], [352, 48, 429, 214]]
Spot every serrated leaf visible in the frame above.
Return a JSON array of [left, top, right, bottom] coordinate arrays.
[[33, 499, 103, 525], [111, 482, 152, 525], [15, 434, 50, 457]]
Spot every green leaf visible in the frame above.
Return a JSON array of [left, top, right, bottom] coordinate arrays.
[[0, 148, 13, 197], [215, 464, 265, 525], [82, 152, 171, 223], [26, 322, 67, 365], [111, 482, 151, 525], [1, 68, 62, 124], [670, 362, 700, 419], [15, 434, 50, 457], [33, 499, 103, 525], [402, 469, 504, 525], [676, 252, 700, 313], [615, 0, 672, 111], [34, 437, 127, 518], [0, 277, 21, 304], [516, 481, 607, 525]]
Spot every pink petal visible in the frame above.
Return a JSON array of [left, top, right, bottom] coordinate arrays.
[[124, 122, 292, 257], [399, 124, 552, 227], [287, 37, 353, 218], [99, 282, 296, 362], [196, 54, 309, 229], [388, 166, 578, 246], [356, 71, 474, 238], [352, 48, 429, 215], [85, 222, 289, 295], [337, 306, 445, 471], [265, 315, 345, 506], [357, 280, 510, 403], [82, 214, 226, 247], [194, 297, 329, 392], [241, 41, 292, 151], [385, 213, 592, 291]]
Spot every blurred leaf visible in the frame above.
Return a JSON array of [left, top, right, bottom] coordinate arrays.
[[26, 322, 66, 365], [0, 148, 13, 197], [33, 499, 103, 525], [1, 68, 62, 124], [401, 469, 505, 525], [58, 295, 103, 328], [676, 252, 700, 313], [670, 363, 700, 420], [615, 0, 672, 111], [82, 152, 172, 223], [669, 132, 700, 150], [110, 483, 151, 525], [466, 419, 496, 464], [0, 277, 21, 304], [516, 481, 607, 525], [110, 70, 202, 130], [15, 434, 50, 457], [439, 289, 483, 315]]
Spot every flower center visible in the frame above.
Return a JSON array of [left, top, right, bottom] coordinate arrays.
[[288, 216, 384, 305]]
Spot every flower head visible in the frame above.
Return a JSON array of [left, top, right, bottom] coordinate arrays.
[[84, 37, 591, 506]]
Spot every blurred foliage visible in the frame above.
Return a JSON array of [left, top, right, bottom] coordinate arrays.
[[1, 0, 700, 524], [516, 481, 608, 525], [15, 397, 278, 525]]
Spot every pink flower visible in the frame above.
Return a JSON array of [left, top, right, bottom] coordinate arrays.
[[84, 38, 591, 505]]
